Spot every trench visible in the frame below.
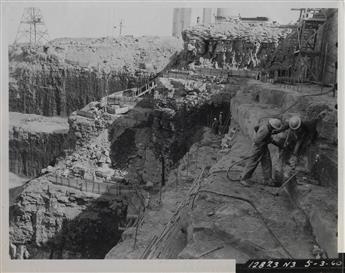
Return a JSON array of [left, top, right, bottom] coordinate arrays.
[[10, 96, 230, 259], [9, 73, 337, 260], [109, 101, 230, 187]]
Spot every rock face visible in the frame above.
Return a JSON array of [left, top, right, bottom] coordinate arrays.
[[9, 60, 337, 261], [231, 80, 337, 188], [9, 36, 182, 116], [181, 20, 291, 69], [9, 177, 127, 259], [226, 80, 337, 258], [108, 77, 231, 187], [9, 112, 72, 177], [179, 127, 337, 261], [106, 78, 337, 261]]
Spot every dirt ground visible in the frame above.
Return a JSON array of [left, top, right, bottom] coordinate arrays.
[[105, 127, 222, 259], [10, 112, 69, 134], [182, 124, 335, 261], [9, 172, 29, 189]]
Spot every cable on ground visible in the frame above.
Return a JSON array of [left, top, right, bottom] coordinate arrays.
[[197, 188, 294, 259]]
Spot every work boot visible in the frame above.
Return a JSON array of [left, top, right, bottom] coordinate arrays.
[[240, 179, 250, 187]]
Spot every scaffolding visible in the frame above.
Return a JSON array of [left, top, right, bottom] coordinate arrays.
[[291, 8, 327, 82]]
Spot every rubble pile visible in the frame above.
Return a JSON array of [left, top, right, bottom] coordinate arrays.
[[181, 19, 291, 69], [108, 77, 231, 188], [43, 126, 116, 184], [68, 100, 118, 146], [155, 77, 231, 112]]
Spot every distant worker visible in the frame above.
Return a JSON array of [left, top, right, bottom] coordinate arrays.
[[211, 117, 219, 135], [240, 118, 284, 187], [221, 51, 227, 68], [219, 112, 224, 126], [218, 112, 224, 135]]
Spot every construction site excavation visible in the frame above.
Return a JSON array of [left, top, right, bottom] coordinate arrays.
[[7, 6, 339, 263]]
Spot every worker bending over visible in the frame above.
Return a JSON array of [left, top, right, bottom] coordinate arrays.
[[276, 115, 319, 183], [240, 118, 284, 187]]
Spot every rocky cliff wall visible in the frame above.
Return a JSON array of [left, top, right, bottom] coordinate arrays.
[[181, 20, 291, 69], [9, 63, 142, 116], [9, 178, 127, 259], [108, 77, 231, 188], [9, 112, 72, 178], [9, 36, 182, 116], [230, 80, 337, 188]]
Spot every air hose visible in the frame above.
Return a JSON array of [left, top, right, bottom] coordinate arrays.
[[197, 188, 294, 259], [226, 155, 255, 182], [200, 87, 332, 259]]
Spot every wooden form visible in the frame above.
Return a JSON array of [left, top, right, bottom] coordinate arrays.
[[291, 8, 328, 83]]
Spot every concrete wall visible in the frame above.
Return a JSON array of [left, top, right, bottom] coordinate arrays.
[[172, 8, 192, 38]]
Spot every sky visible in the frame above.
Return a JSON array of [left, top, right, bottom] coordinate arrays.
[[2, 2, 336, 44]]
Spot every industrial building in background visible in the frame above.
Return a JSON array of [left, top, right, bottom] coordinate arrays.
[[215, 8, 232, 23], [14, 7, 49, 45], [172, 8, 235, 37], [202, 8, 215, 25], [172, 8, 192, 38], [172, 7, 270, 37]]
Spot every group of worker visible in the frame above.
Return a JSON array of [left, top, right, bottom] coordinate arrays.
[[211, 112, 224, 135], [239, 115, 319, 187]]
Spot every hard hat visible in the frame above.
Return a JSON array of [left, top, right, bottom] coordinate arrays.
[[289, 116, 301, 130], [268, 118, 282, 130]]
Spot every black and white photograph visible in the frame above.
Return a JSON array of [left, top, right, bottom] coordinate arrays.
[[1, 1, 343, 271]]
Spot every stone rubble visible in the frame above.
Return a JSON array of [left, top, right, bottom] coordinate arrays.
[[181, 19, 291, 69]]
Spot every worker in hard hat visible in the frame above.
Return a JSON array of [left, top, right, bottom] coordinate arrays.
[[286, 115, 319, 169], [218, 112, 224, 135], [240, 118, 285, 187], [211, 117, 219, 135], [274, 115, 321, 185]]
